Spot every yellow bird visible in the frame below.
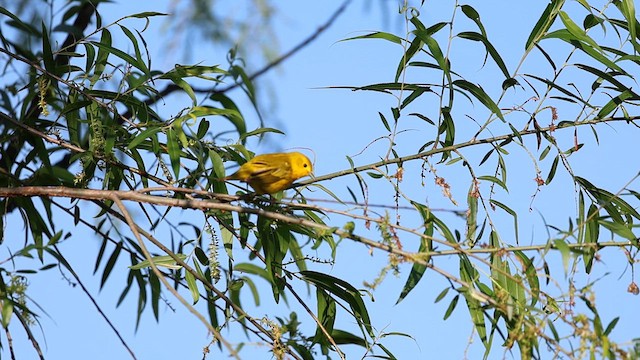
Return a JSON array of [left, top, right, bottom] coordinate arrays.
[[225, 152, 313, 194]]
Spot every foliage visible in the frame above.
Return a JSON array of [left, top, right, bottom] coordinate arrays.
[[0, 0, 639, 359]]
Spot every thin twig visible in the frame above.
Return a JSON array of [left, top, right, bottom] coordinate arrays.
[[110, 196, 241, 360], [53, 245, 138, 360]]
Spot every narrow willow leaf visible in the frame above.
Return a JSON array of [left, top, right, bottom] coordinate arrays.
[[452, 80, 504, 121], [457, 31, 510, 80], [576, 64, 638, 97], [596, 91, 633, 119], [460, 260, 487, 344], [525, 0, 565, 52], [546, 155, 559, 185], [397, 205, 433, 304], [583, 14, 604, 30], [378, 112, 391, 131], [396, 36, 423, 82], [127, 127, 161, 149], [185, 265, 199, 304], [0, 6, 40, 35], [101, 242, 123, 288], [414, 30, 449, 78], [301, 270, 373, 337], [408, 112, 435, 125], [598, 220, 637, 242], [553, 239, 571, 273], [401, 87, 431, 109], [0, 299, 12, 327], [544, 31, 624, 73], [41, 22, 55, 74], [91, 40, 150, 75], [434, 287, 449, 303], [118, 25, 146, 73], [584, 203, 599, 273], [314, 289, 337, 345], [539, 145, 551, 161], [514, 250, 540, 306], [558, 11, 603, 51], [491, 200, 518, 244], [604, 317, 620, 336], [577, 191, 586, 244], [330, 329, 368, 347], [166, 127, 181, 180], [340, 31, 403, 45], [524, 74, 593, 107], [129, 254, 188, 270], [617, 0, 638, 53], [466, 184, 478, 245], [461, 5, 486, 36], [443, 294, 459, 320], [478, 175, 508, 192]]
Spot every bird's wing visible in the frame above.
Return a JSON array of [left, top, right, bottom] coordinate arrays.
[[247, 159, 291, 181]]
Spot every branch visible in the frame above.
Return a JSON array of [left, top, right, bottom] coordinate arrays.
[[127, 0, 353, 116], [213, 0, 353, 94], [299, 116, 640, 186], [0, 186, 498, 307], [109, 195, 241, 360]]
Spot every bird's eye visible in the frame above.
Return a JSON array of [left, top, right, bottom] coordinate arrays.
[[303, 164, 308, 167]]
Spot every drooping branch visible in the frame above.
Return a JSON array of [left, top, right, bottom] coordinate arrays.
[[124, 0, 354, 119]]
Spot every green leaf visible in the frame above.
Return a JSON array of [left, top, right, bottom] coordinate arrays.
[[618, 0, 639, 53], [443, 294, 459, 320], [543, 30, 624, 73], [525, 0, 565, 52], [546, 155, 559, 184], [478, 175, 508, 192], [340, 31, 403, 45], [166, 127, 181, 180], [596, 91, 634, 119], [129, 254, 188, 270], [466, 184, 478, 245], [558, 11, 602, 51], [604, 317, 620, 336], [397, 204, 433, 304], [100, 241, 123, 289], [524, 74, 594, 108], [452, 80, 504, 121], [91, 40, 150, 76], [553, 239, 571, 273], [598, 220, 637, 242], [0, 6, 40, 35], [575, 64, 638, 97], [127, 127, 162, 150], [314, 289, 337, 345], [457, 31, 510, 80], [413, 30, 448, 75], [584, 203, 600, 273], [461, 5, 486, 36], [460, 259, 487, 344], [185, 264, 199, 304], [1, 299, 13, 328], [41, 22, 55, 74], [127, 11, 168, 19], [301, 270, 373, 338], [238, 127, 285, 142], [514, 250, 540, 307]]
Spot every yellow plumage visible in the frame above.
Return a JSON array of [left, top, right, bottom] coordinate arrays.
[[225, 152, 313, 194]]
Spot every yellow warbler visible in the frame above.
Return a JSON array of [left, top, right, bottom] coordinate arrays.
[[225, 152, 313, 194]]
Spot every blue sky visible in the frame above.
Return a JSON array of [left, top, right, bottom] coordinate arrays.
[[3, 0, 639, 359]]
